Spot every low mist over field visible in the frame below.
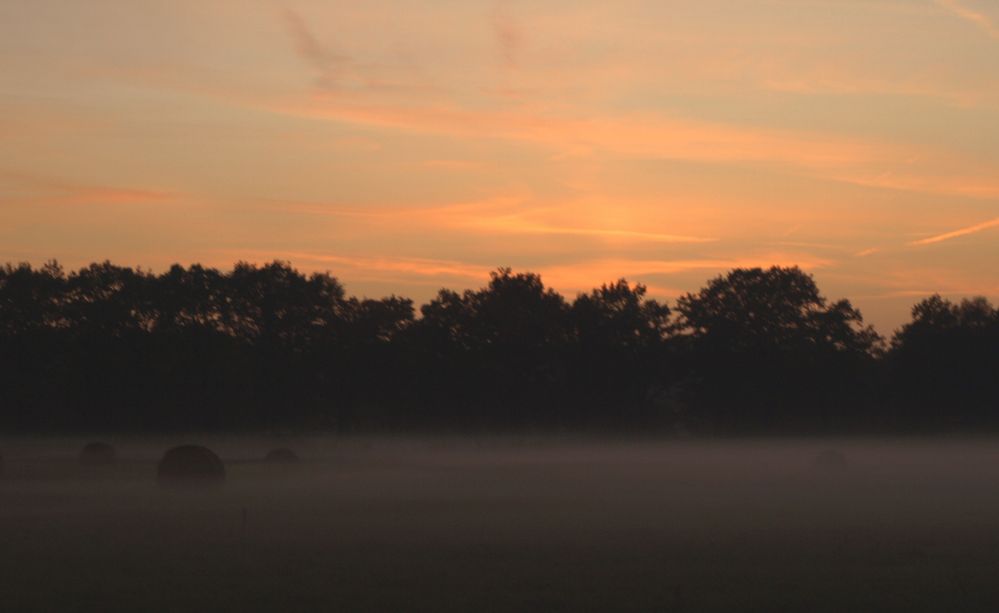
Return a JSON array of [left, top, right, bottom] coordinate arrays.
[[5, 435, 999, 612]]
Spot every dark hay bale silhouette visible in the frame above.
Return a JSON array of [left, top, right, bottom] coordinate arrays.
[[264, 448, 300, 464], [79, 442, 117, 466], [157, 445, 226, 487], [812, 448, 848, 471]]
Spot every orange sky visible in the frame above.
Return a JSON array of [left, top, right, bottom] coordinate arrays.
[[2, 0, 998, 333]]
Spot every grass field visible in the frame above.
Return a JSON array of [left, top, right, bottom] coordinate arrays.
[[3, 436, 999, 612]]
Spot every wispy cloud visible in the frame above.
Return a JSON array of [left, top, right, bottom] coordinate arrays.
[[935, 0, 999, 39], [422, 159, 484, 171], [281, 9, 350, 88], [447, 200, 717, 243], [762, 75, 986, 108], [216, 249, 494, 285], [277, 99, 898, 172], [478, 223, 716, 244], [833, 166, 999, 200], [279, 9, 434, 94], [911, 216, 999, 245], [265, 195, 716, 245], [491, 1, 523, 68], [0, 171, 175, 206]]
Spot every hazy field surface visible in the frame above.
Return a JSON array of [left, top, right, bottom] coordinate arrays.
[[3, 436, 999, 612]]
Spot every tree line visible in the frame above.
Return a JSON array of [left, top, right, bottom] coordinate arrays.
[[1, 260, 996, 433]]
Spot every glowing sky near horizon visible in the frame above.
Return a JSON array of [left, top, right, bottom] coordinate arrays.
[[2, 0, 999, 333]]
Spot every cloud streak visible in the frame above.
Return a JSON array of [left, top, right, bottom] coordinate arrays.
[[221, 250, 494, 283], [475, 223, 716, 244], [1, 171, 175, 206], [911, 216, 999, 245], [268, 195, 717, 245], [491, 1, 523, 67], [281, 9, 347, 88], [836, 169, 999, 200], [935, 0, 999, 40], [278, 98, 900, 172]]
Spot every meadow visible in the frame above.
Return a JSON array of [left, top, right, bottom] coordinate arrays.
[[3, 436, 999, 612]]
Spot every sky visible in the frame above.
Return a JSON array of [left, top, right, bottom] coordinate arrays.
[[2, 0, 998, 334]]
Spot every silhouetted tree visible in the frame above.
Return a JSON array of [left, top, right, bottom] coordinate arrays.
[[673, 267, 881, 431], [888, 295, 999, 428], [413, 269, 570, 426], [0, 261, 70, 427], [568, 280, 672, 424], [334, 295, 415, 428], [3, 259, 998, 434]]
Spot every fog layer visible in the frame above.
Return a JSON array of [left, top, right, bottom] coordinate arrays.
[[2, 436, 999, 612]]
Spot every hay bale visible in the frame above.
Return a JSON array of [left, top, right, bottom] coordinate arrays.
[[79, 442, 117, 466], [812, 448, 848, 471], [264, 448, 300, 463], [157, 445, 225, 487]]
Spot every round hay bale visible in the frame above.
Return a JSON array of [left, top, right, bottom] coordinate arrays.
[[812, 448, 848, 471], [157, 445, 225, 487], [264, 448, 300, 464], [79, 442, 117, 466]]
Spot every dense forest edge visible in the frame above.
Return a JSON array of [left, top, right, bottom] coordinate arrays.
[[1, 260, 996, 434]]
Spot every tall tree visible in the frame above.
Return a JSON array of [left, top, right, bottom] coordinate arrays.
[[414, 269, 570, 425], [569, 280, 672, 423], [674, 267, 881, 431], [889, 295, 999, 427]]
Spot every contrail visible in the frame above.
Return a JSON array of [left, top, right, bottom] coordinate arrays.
[[911, 216, 999, 245]]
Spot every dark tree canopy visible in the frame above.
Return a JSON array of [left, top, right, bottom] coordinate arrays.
[[411, 269, 570, 424], [571, 280, 671, 350], [673, 267, 882, 431], [888, 295, 999, 428], [675, 267, 879, 353], [568, 280, 673, 423], [0, 260, 996, 434]]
